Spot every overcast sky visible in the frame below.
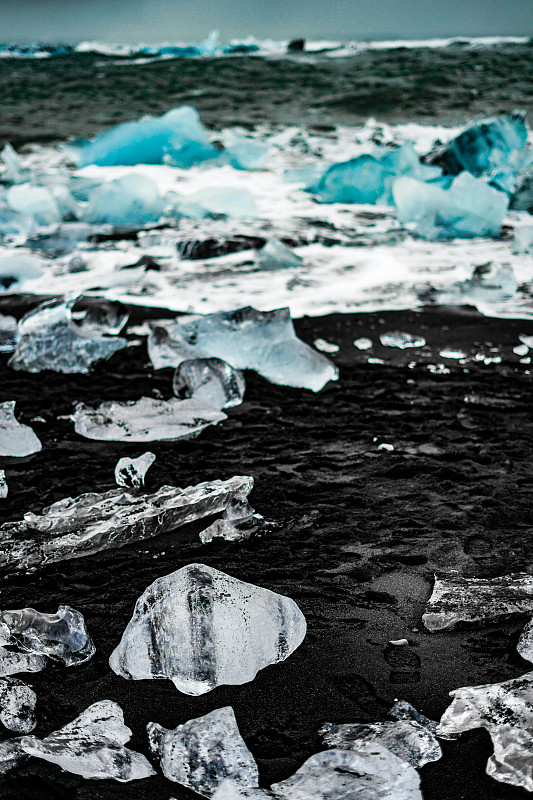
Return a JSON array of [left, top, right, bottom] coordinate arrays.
[[2, 0, 532, 44]]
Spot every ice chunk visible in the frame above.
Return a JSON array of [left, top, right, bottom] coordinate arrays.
[[423, 573, 533, 631], [438, 672, 533, 792], [512, 225, 533, 255], [1, 144, 28, 184], [213, 784, 273, 799], [393, 172, 509, 239], [109, 562, 306, 695], [20, 700, 155, 781], [512, 172, 533, 213], [0, 476, 253, 571], [0, 605, 95, 666], [313, 338, 339, 354], [83, 174, 165, 227], [380, 331, 426, 349], [0, 253, 43, 292], [147, 706, 259, 796], [148, 307, 338, 392], [178, 187, 257, 218], [0, 314, 19, 353], [320, 719, 441, 769], [115, 452, 156, 490], [0, 470, 7, 499], [173, 358, 245, 410], [72, 396, 226, 442], [224, 131, 269, 171], [0, 207, 36, 240], [269, 745, 422, 799], [0, 646, 45, 677], [6, 184, 61, 226], [9, 296, 128, 374], [200, 493, 264, 543], [0, 738, 28, 776], [28, 221, 92, 257], [0, 678, 37, 733], [255, 238, 303, 270], [517, 618, 533, 663], [353, 337, 372, 350], [76, 106, 218, 168], [0, 401, 42, 457]]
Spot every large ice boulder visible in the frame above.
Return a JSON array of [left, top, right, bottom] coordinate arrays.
[[83, 174, 165, 227]]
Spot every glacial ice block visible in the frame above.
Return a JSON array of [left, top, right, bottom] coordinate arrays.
[[115, 452, 156, 490], [72, 396, 226, 442], [9, 296, 128, 374], [0, 605, 95, 666], [148, 307, 338, 391], [423, 573, 533, 631], [255, 238, 304, 270], [109, 562, 306, 695], [199, 492, 264, 543], [147, 706, 259, 796], [20, 700, 156, 781], [0, 678, 37, 733], [173, 358, 245, 410], [6, 184, 61, 226], [0, 254, 43, 292], [438, 672, 533, 792], [83, 174, 165, 227], [393, 171, 509, 239], [0, 476, 253, 571], [0, 402, 42, 457], [76, 106, 218, 168]]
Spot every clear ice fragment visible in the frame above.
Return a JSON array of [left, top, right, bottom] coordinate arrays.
[[115, 452, 156, 490], [0, 401, 42, 457], [0, 470, 7, 499], [0, 476, 253, 571], [178, 187, 257, 218], [0, 646, 45, 677], [0, 677, 37, 733], [223, 131, 269, 171], [173, 358, 245, 410], [109, 562, 306, 695], [147, 706, 259, 796], [200, 493, 264, 543], [20, 700, 156, 781], [380, 331, 426, 349], [83, 174, 165, 227], [255, 238, 303, 270], [0, 605, 95, 666], [423, 573, 533, 631]]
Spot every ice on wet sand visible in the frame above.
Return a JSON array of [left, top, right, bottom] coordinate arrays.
[[115, 452, 156, 490], [0, 678, 37, 733], [0, 401, 42, 457], [0, 605, 95, 666], [173, 358, 245, 410]]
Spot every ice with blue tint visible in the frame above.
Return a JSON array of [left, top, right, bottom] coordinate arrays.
[[115, 452, 156, 491], [177, 187, 257, 218], [0, 402, 42, 457], [393, 171, 509, 239], [1, 144, 28, 185], [28, 222, 92, 257], [513, 225, 533, 255], [75, 106, 219, 168], [148, 306, 338, 392], [0, 207, 36, 240], [83, 174, 165, 227], [255, 238, 304, 270], [0, 254, 43, 293], [6, 184, 61, 226], [223, 131, 269, 170]]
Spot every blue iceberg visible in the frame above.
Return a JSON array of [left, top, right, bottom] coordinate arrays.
[[393, 171, 509, 239], [83, 174, 165, 227], [75, 106, 219, 168]]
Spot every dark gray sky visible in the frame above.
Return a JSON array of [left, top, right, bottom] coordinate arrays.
[[2, 0, 532, 43]]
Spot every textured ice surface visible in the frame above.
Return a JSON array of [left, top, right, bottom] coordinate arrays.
[[439, 672, 533, 792], [0, 314, 19, 353], [20, 700, 156, 781], [148, 706, 259, 796], [0, 605, 95, 666], [213, 784, 274, 800], [517, 618, 533, 663], [393, 171, 509, 239], [173, 358, 245, 410], [320, 719, 441, 768], [269, 745, 422, 799], [0, 646, 45, 677], [200, 493, 265, 543], [380, 331, 426, 348], [0, 677, 37, 733], [6, 184, 60, 226], [255, 238, 303, 270], [0, 254, 43, 292], [423, 573, 533, 631], [0, 476, 252, 571], [9, 296, 128, 374], [83, 174, 165, 226], [76, 106, 218, 168], [109, 562, 306, 695], [0, 471, 7, 499], [115, 452, 156, 490], [72, 396, 226, 442], [0, 401, 42, 457], [148, 307, 338, 391]]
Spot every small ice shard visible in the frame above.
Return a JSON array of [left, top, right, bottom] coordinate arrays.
[[178, 187, 257, 218], [514, 343, 530, 356], [423, 573, 533, 631], [148, 307, 338, 392], [72, 396, 226, 442], [200, 493, 264, 543], [380, 331, 426, 349], [173, 358, 245, 410], [512, 225, 533, 255], [109, 562, 306, 695], [0, 646, 46, 677], [353, 337, 372, 350], [0, 678, 37, 733], [115, 452, 156, 490], [9, 296, 128, 374], [439, 348, 466, 360], [0, 605, 95, 666], [0, 401, 42, 457], [83, 174, 165, 227], [0, 470, 7, 499], [377, 443, 394, 451], [0, 313, 19, 353], [313, 338, 339, 354], [0, 476, 253, 571], [75, 105, 218, 168], [6, 184, 61, 226], [1, 143, 28, 184], [519, 334, 533, 349], [438, 672, 533, 792], [320, 718, 441, 768], [20, 699, 156, 781], [255, 238, 303, 270], [147, 706, 259, 796], [269, 745, 422, 799], [0, 253, 43, 292], [72, 299, 129, 337], [393, 172, 509, 239], [389, 638, 409, 646], [0, 738, 28, 776], [224, 131, 269, 171]]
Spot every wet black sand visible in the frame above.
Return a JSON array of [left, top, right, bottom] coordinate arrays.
[[1, 306, 533, 799]]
